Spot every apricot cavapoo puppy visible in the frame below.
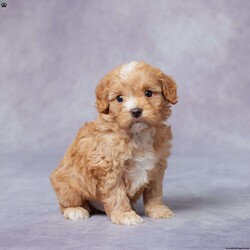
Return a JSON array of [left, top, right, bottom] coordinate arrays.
[[50, 61, 178, 225]]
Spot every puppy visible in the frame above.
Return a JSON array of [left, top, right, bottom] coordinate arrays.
[[50, 61, 178, 225]]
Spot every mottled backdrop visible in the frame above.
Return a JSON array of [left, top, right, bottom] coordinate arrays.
[[0, 1, 250, 249], [1, 0, 249, 155]]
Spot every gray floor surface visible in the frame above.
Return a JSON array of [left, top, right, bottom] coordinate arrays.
[[0, 151, 249, 250]]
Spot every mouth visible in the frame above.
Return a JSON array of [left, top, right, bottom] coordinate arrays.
[[130, 121, 149, 133], [133, 118, 144, 123], [120, 116, 153, 132]]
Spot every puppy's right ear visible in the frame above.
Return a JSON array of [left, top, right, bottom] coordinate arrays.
[[95, 77, 109, 114]]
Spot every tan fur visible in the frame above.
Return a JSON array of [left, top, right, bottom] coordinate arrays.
[[50, 61, 178, 225]]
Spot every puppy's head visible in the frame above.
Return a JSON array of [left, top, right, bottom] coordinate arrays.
[[96, 61, 178, 131]]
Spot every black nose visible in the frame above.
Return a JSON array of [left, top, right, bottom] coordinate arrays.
[[130, 108, 143, 118]]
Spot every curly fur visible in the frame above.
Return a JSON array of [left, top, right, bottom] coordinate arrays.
[[50, 61, 178, 225]]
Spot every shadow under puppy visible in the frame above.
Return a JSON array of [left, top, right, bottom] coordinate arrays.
[[50, 61, 178, 225]]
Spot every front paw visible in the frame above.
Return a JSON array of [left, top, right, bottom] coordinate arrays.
[[145, 205, 174, 219], [111, 211, 144, 225]]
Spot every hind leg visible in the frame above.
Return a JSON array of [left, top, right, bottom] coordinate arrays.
[[63, 206, 89, 220], [50, 174, 90, 221], [61, 196, 90, 221]]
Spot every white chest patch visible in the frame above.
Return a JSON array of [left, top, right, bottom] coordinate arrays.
[[125, 127, 157, 196], [131, 122, 149, 133]]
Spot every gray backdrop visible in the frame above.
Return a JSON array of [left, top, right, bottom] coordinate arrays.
[[0, 1, 250, 249]]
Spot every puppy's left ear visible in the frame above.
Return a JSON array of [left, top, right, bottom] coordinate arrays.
[[158, 72, 178, 105], [95, 77, 109, 114]]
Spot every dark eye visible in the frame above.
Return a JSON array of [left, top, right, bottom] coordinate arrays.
[[116, 96, 123, 103], [145, 90, 153, 97]]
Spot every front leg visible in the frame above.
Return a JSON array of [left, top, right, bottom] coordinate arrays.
[[143, 162, 174, 219], [100, 178, 143, 225]]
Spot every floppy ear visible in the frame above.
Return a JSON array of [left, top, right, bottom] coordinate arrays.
[[158, 72, 178, 104], [95, 77, 109, 114]]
